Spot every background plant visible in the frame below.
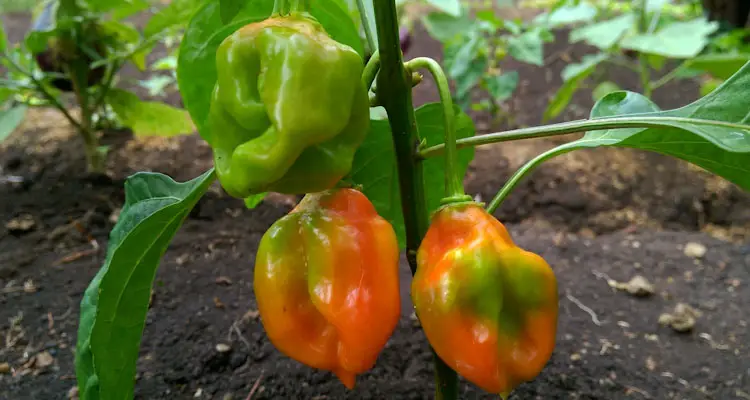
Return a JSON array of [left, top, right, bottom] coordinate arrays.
[[0, 0, 204, 173], [523, 0, 750, 120]]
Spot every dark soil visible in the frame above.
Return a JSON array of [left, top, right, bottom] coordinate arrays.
[[1, 6, 750, 400]]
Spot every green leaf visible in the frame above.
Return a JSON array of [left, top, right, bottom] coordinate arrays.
[[592, 81, 620, 102], [507, 29, 544, 66], [421, 12, 473, 42], [699, 78, 722, 97], [569, 13, 633, 49], [220, 0, 244, 24], [425, 0, 462, 17], [487, 71, 519, 102], [106, 89, 194, 137], [0, 104, 26, 142], [503, 62, 750, 206], [544, 53, 608, 121], [177, 0, 362, 142], [350, 104, 475, 247], [75, 169, 216, 400], [684, 54, 750, 80], [144, 0, 204, 38], [621, 18, 719, 58], [455, 56, 487, 100], [533, 2, 597, 28], [244, 193, 267, 209]]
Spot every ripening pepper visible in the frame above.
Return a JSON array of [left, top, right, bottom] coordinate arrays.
[[412, 203, 558, 396], [207, 14, 369, 198], [254, 188, 401, 388]]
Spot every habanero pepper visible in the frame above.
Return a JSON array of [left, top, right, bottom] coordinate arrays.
[[207, 14, 369, 198], [412, 203, 558, 396], [254, 188, 401, 388]]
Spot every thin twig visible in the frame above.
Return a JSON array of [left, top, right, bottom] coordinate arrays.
[[228, 320, 252, 351], [566, 291, 604, 326], [244, 370, 265, 400]]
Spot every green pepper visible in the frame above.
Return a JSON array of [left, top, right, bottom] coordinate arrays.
[[207, 14, 369, 198]]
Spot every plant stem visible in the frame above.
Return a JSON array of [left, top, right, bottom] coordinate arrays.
[[373, 2, 458, 399], [636, 0, 652, 97], [404, 57, 467, 201], [356, 0, 377, 51], [362, 50, 380, 91], [272, 0, 287, 15], [418, 115, 750, 158]]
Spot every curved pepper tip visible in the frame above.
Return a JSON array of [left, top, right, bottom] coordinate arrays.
[[334, 368, 356, 389]]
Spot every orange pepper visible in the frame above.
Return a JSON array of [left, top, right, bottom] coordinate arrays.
[[254, 188, 400, 388], [412, 203, 557, 395]]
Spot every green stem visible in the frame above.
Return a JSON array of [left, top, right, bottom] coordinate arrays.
[[373, 1, 458, 399], [418, 116, 750, 158], [639, 55, 652, 97], [636, 0, 652, 97], [362, 50, 380, 91], [650, 63, 686, 90], [356, 0, 377, 51], [405, 57, 467, 201], [486, 144, 575, 213], [272, 0, 287, 15]]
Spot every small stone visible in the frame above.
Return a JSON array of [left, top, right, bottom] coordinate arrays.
[[35, 351, 54, 368], [570, 353, 581, 361], [242, 309, 259, 320], [194, 388, 203, 397], [684, 242, 707, 258], [5, 214, 35, 233], [623, 275, 655, 297], [215, 276, 233, 286], [67, 386, 79, 399], [659, 303, 699, 333], [645, 356, 657, 371], [0, 362, 10, 374], [216, 343, 231, 353], [109, 208, 121, 224]]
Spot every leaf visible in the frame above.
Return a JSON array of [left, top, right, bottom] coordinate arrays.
[[507, 29, 544, 66], [684, 54, 750, 80], [421, 12, 473, 42], [569, 13, 633, 50], [487, 71, 519, 103], [592, 81, 620, 102], [177, 0, 361, 142], [502, 62, 750, 206], [544, 53, 608, 121], [621, 18, 719, 58], [75, 170, 216, 400], [0, 104, 26, 142], [425, 0, 462, 17], [220, 0, 244, 24], [350, 104, 475, 246], [533, 2, 597, 27], [106, 89, 194, 137], [455, 56, 487, 100], [244, 193, 267, 209], [144, 0, 204, 38]]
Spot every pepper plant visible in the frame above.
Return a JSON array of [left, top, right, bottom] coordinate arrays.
[[75, 0, 750, 398], [0, 0, 202, 173]]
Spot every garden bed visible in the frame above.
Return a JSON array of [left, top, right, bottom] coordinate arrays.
[[1, 8, 749, 400]]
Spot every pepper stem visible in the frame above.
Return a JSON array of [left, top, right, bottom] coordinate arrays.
[[288, 0, 310, 13], [404, 57, 470, 203], [272, 0, 287, 15], [362, 50, 380, 91]]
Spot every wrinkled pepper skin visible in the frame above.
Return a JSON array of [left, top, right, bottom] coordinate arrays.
[[254, 189, 400, 388], [412, 204, 558, 395], [207, 15, 369, 198]]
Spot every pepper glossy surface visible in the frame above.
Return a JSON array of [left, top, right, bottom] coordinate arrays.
[[207, 14, 369, 198], [412, 203, 558, 395], [254, 189, 400, 388]]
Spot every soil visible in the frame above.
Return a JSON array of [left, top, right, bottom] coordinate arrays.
[[1, 6, 750, 400]]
